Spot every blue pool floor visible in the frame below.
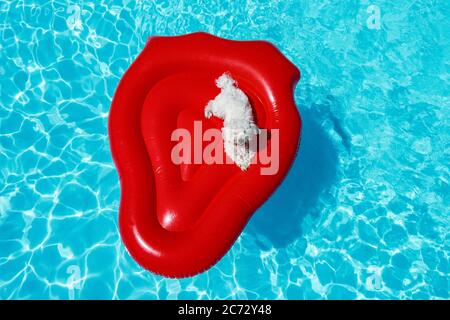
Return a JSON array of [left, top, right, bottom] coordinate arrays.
[[0, 1, 449, 299]]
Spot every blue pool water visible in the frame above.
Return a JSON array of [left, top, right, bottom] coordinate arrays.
[[0, 0, 449, 299]]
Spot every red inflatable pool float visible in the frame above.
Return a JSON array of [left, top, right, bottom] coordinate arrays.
[[109, 32, 301, 277]]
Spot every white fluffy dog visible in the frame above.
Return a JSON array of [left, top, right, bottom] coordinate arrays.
[[204, 73, 260, 170]]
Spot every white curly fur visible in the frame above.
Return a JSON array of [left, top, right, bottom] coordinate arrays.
[[204, 73, 260, 170]]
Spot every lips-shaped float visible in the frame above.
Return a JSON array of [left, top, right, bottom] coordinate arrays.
[[109, 32, 301, 277]]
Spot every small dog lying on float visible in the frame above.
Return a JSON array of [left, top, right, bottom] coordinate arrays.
[[204, 73, 260, 170]]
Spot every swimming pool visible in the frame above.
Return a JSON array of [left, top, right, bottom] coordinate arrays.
[[0, 0, 448, 299]]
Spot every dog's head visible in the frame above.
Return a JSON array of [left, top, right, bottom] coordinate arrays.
[[215, 73, 236, 90]]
